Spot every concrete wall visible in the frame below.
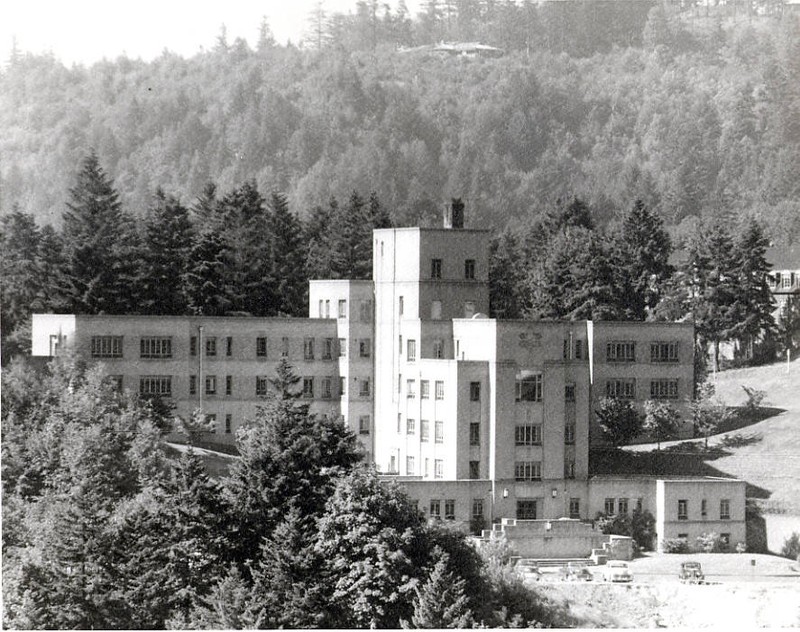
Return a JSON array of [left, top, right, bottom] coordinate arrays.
[[493, 518, 608, 558]]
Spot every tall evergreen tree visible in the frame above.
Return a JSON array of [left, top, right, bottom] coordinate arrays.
[[489, 228, 528, 319], [305, 200, 336, 280], [611, 199, 674, 320], [139, 188, 193, 314], [730, 218, 775, 350], [268, 192, 307, 316], [404, 549, 474, 629], [184, 227, 233, 316], [330, 190, 373, 279]]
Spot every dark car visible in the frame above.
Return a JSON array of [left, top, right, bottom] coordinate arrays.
[[563, 562, 594, 582], [679, 561, 704, 584]]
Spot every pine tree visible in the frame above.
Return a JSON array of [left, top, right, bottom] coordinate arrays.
[[268, 192, 307, 316], [269, 357, 303, 400], [305, 200, 336, 280], [139, 188, 193, 314], [330, 190, 373, 279], [489, 228, 528, 319], [611, 199, 674, 320], [405, 549, 474, 629], [61, 151, 138, 314], [730, 218, 775, 352], [368, 190, 393, 229], [184, 227, 233, 316]]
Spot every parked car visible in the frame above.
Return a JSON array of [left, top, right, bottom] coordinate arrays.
[[679, 561, 705, 584], [602, 560, 633, 582], [565, 562, 594, 581]]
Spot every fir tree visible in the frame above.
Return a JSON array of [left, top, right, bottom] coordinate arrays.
[[330, 190, 373, 279], [268, 192, 307, 316], [269, 357, 303, 400], [404, 549, 474, 629], [184, 227, 233, 316], [305, 199, 336, 280], [489, 228, 528, 319], [61, 151, 138, 314], [139, 188, 193, 314]]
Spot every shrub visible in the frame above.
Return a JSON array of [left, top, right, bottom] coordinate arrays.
[[696, 532, 723, 553], [741, 385, 766, 415], [662, 538, 689, 553], [780, 532, 800, 561], [735, 542, 747, 554]]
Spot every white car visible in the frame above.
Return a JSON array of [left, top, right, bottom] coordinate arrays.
[[602, 560, 633, 583]]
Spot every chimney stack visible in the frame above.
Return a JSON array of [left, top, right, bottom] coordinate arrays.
[[443, 198, 465, 229]]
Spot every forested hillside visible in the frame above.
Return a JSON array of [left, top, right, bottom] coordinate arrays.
[[2, 1, 799, 245]]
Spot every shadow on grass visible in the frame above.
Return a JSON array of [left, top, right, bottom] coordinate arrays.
[[716, 406, 785, 435], [589, 448, 772, 499]]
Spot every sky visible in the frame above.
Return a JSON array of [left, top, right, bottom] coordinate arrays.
[[1, 0, 422, 67]]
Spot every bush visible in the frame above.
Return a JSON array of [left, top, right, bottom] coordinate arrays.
[[594, 509, 656, 551], [696, 532, 723, 553], [741, 385, 766, 415], [780, 532, 800, 561], [662, 538, 689, 553]]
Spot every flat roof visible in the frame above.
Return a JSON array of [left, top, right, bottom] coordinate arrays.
[[590, 474, 742, 482], [37, 313, 336, 323], [373, 226, 490, 235]]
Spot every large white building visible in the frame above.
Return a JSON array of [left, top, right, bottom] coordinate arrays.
[[31, 208, 746, 552]]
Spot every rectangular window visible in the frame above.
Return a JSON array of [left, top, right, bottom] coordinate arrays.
[[607, 341, 635, 362], [470, 382, 481, 401], [515, 424, 542, 446], [206, 413, 216, 428], [565, 423, 575, 445], [472, 498, 484, 520], [678, 499, 688, 520], [359, 339, 371, 358], [389, 455, 397, 474], [651, 341, 679, 363], [701, 499, 707, 517], [575, 340, 583, 359], [225, 375, 232, 396], [304, 337, 315, 360], [91, 335, 123, 358], [435, 381, 445, 400], [420, 419, 430, 442], [618, 498, 629, 514], [434, 459, 444, 479], [430, 499, 441, 519], [464, 258, 475, 280], [205, 337, 217, 357], [139, 375, 172, 396], [226, 336, 232, 356], [190, 336, 197, 356], [281, 337, 289, 357], [399, 296, 404, 315], [407, 339, 416, 361], [325, 300, 330, 318], [256, 376, 268, 396], [140, 336, 172, 359], [431, 258, 442, 278], [359, 300, 372, 322], [406, 379, 416, 398], [469, 461, 480, 479], [397, 413, 402, 433], [339, 377, 346, 396], [338, 338, 347, 357], [720, 533, 731, 548], [650, 379, 679, 400], [469, 422, 480, 445], [319, 338, 332, 360], [406, 456, 415, 475], [205, 375, 216, 395], [225, 414, 232, 434], [256, 336, 268, 357], [565, 459, 576, 479], [444, 499, 455, 520], [720, 499, 731, 520], [420, 380, 430, 399], [338, 299, 347, 318], [406, 418, 416, 434], [359, 378, 371, 397], [516, 373, 543, 402], [783, 275, 791, 289], [432, 339, 444, 359], [606, 379, 636, 400], [514, 461, 541, 481], [302, 377, 314, 398], [569, 498, 581, 519], [424, 458, 430, 476], [605, 498, 616, 515], [318, 299, 324, 318], [359, 415, 370, 435], [399, 335, 403, 354], [565, 383, 576, 402], [636, 498, 643, 512], [321, 377, 332, 399], [516, 500, 537, 520], [189, 375, 197, 395], [434, 421, 444, 443]]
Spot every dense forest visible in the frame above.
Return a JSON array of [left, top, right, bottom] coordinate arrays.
[[2, 1, 800, 245]]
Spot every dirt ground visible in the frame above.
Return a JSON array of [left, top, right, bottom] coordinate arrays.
[[528, 553, 800, 628]]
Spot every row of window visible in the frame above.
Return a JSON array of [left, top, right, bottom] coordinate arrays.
[[316, 298, 373, 321], [401, 377, 446, 399], [606, 341, 681, 363], [398, 296, 478, 319], [677, 498, 731, 520], [91, 335, 371, 360], [603, 497, 644, 515], [399, 336, 446, 359], [402, 417, 445, 443], [606, 378, 680, 400], [424, 498, 487, 522], [400, 375, 576, 404], [137, 375, 372, 399], [514, 459, 577, 481], [198, 413, 371, 437], [429, 257, 477, 280]]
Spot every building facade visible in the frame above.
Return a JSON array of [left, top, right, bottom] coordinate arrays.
[[31, 210, 746, 554]]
